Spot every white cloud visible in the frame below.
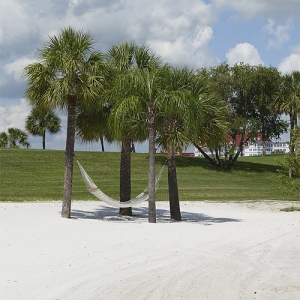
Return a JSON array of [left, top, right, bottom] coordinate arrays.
[[149, 25, 217, 68], [2, 56, 36, 83], [277, 43, 300, 74], [226, 43, 264, 66], [0, 0, 218, 74], [0, 98, 31, 132], [264, 18, 292, 49]]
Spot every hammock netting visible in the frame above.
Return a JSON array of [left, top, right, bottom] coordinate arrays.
[[77, 161, 165, 208]]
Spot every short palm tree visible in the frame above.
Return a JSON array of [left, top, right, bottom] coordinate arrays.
[[24, 27, 110, 218], [25, 107, 61, 149], [0, 132, 8, 148], [156, 67, 228, 220]]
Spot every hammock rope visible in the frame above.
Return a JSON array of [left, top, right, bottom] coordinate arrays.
[[77, 161, 165, 208]]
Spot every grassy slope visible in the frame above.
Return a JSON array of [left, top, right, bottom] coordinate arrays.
[[0, 148, 298, 201]]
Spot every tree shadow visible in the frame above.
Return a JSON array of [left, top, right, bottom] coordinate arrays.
[[155, 154, 282, 174], [71, 204, 241, 225]]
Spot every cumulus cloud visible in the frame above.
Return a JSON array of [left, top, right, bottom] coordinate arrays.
[[278, 44, 300, 74], [264, 18, 292, 49], [0, 0, 219, 105], [0, 98, 31, 132], [226, 43, 264, 66], [149, 26, 218, 67], [2, 56, 36, 83]]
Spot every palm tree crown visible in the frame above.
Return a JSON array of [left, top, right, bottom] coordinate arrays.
[[26, 107, 61, 149], [24, 27, 111, 218]]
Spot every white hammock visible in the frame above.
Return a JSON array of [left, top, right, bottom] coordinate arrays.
[[77, 161, 165, 208]]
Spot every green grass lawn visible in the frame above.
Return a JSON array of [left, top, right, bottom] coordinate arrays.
[[0, 148, 298, 201]]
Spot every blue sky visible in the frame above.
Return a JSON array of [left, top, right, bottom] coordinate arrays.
[[0, 0, 299, 152]]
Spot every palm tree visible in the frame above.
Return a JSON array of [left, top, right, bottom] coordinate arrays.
[[280, 72, 300, 146], [109, 49, 167, 223], [24, 27, 110, 218], [0, 128, 30, 148], [155, 67, 195, 221], [76, 102, 113, 152], [156, 67, 228, 220], [275, 71, 300, 177], [106, 42, 139, 216], [25, 107, 61, 149], [0, 132, 8, 148]]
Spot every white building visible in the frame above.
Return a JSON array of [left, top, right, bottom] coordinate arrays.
[[243, 141, 289, 156], [195, 140, 289, 157]]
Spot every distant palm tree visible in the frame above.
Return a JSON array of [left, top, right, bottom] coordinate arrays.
[[76, 103, 113, 152], [25, 107, 61, 149], [24, 27, 111, 218], [0, 128, 30, 148], [0, 132, 8, 148]]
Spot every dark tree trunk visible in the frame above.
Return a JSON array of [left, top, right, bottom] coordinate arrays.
[[131, 141, 136, 153], [193, 143, 219, 167], [167, 145, 181, 221], [226, 146, 242, 170], [42, 131, 46, 150], [148, 114, 156, 223], [119, 139, 132, 216], [100, 136, 105, 152], [62, 97, 76, 218]]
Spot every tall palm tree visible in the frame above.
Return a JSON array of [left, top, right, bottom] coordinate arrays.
[[109, 50, 167, 223], [24, 27, 110, 218], [106, 42, 138, 216], [25, 107, 61, 149], [0, 128, 30, 148]]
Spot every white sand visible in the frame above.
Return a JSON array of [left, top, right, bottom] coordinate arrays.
[[1, 200, 299, 300]]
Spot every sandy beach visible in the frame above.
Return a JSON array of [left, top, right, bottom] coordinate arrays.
[[1, 200, 299, 300]]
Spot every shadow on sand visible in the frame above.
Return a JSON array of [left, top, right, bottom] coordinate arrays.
[[71, 204, 241, 225]]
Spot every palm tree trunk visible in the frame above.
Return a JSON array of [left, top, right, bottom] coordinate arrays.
[[100, 136, 105, 152], [131, 141, 136, 153], [119, 138, 132, 216], [148, 119, 156, 223], [42, 131, 46, 150], [288, 113, 297, 178], [62, 97, 76, 218], [167, 143, 181, 221]]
